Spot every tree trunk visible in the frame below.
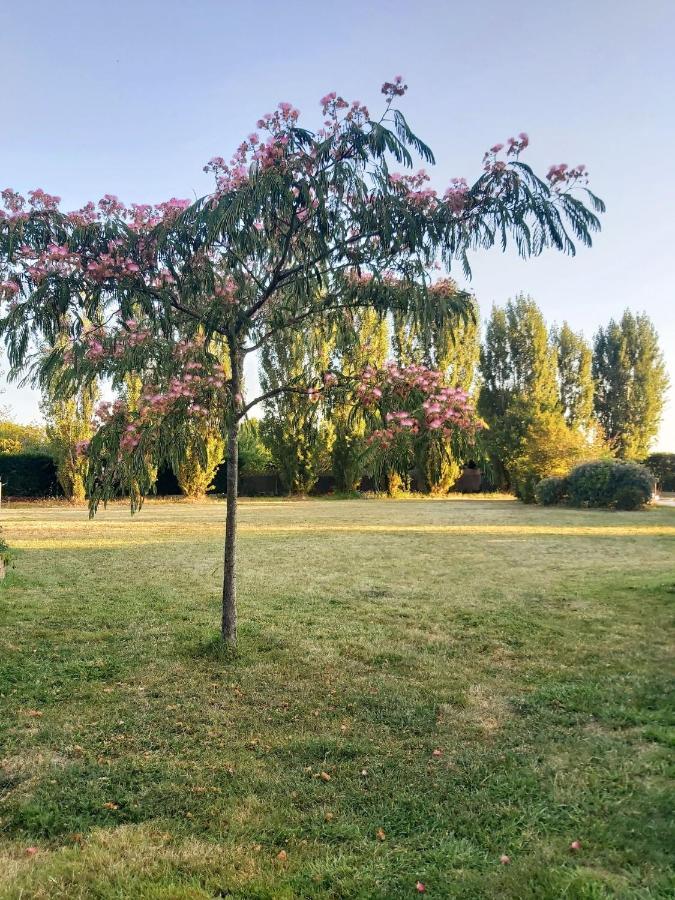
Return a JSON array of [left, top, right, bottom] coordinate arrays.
[[222, 415, 240, 645], [222, 349, 243, 646]]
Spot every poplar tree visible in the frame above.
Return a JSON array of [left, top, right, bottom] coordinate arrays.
[[593, 311, 669, 459], [553, 322, 595, 429]]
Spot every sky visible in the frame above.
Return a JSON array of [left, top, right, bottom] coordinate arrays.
[[1, 0, 673, 449]]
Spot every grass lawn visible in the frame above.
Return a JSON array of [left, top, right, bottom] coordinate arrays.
[[0, 497, 673, 899]]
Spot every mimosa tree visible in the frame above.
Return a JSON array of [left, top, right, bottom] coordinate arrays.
[[0, 78, 604, 646]]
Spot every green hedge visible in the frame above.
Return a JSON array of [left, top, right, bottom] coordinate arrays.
[[0, 454, 61, 498], [645, 453, 675, 491]]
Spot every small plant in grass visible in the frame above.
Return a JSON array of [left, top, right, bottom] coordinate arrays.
[[0, 530, 14, 577]]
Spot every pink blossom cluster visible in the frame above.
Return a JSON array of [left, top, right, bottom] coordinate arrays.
[[16, 242, 83, 283], [119, 357, 227, 452], [389, 169, 437, 209], [316, 94, 370, 139], [356, 362, 481, 449], [85, 240, 141, 282], [0, 280, 20, 299], [443, 178, 470, 214], [546, 163, 588, 189], [204, 102, 302, 193], [119, 319, 153, 349], [381, 76, 408, 100], [80, 326, 108, 361], [0, 186, 190, 235], [482, 132, 530, 174], [0, 187, 61, 222]]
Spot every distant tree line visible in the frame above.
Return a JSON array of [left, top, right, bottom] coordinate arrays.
[[0, 290, 669, 500]]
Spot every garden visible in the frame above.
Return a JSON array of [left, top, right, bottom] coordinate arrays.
[[0, 30, 673, 898]]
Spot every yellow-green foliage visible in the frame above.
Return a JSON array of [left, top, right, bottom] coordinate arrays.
[[43, 384, 98, 501], [332, 309, 389, 492], [394, 292, 480, 493], [260, 326, 334, 495], [0, 420, 48, 455], [176, 428, 226, 499], [510, 411, 609, 502]]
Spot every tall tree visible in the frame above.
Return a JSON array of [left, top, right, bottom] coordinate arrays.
[[393, 283, 480, 491], [0, 80, 604, 646], [330, 307, 389, 492], [593, 311, 669, 459], [553, 322, 595, 429], [260, 325, 332, 494], [42, 381, 98, 501], [175, 337, 229, 499], [479, 295, 559, 487]]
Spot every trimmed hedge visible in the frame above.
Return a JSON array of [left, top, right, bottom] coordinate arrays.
[[645, 453, 675, 492], [0, 454, 61, 498], [539, 459, 655, 510]]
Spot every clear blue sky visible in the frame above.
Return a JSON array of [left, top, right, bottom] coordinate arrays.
[[1, 0, 673, 449]]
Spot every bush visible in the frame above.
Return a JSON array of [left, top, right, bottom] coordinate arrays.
[[566, 459, 654, 509], [509, 411, 608, 503], [644, 453, 675, 492], [613, 486, 648, 511], [535, 475, 568, 505]]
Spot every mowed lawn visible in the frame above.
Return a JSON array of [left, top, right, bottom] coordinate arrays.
[[0, 498, 673, 899]]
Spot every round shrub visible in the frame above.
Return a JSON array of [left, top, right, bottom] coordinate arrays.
[[535, 475, 568, 506], [566, 459, 654, 509]]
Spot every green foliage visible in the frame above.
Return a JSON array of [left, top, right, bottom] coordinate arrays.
[[566, 459, 654, 508], [176, 429, 225, 499], [331, 309, 389, 492], [535, 475, 568, 505], [0, 453, 60, 497], [510, 410, 607, 503], [479, 296, 560, 488], [645, 452, 675, 491], [593, 311, 669, 460], [0, 420, 49, 455], [552, 322, 595, 429], [260, 327, 333, 495], [42, 378, 98, 502], [394, 289, 480, 493], [238, 419, 273, 473]]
